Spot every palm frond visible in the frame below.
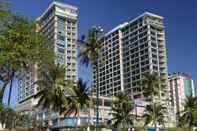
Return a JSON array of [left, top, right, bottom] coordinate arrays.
[[178, 96, 197, 127], [141, 72, 160, 99], [78, 26, 102, 66], [143, 103, 166, 127], [109, 91, 134, 128]]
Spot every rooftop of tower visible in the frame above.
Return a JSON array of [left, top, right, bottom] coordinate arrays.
[[37, 1, 77, 21], [169, 72, 192, 79], [104, 12, 163, 37]]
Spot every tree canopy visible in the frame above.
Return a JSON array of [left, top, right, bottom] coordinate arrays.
[[0, 14, 55, 104], [109, 91, 134, 130]]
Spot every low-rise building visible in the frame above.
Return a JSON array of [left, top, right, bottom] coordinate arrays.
[[168, 72, 195, 123], [50, 95, 113, 128]]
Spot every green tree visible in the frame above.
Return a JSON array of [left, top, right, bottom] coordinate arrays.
[[15, 112, 45, 130], [0, 0, 10, 18], [143, 104, 166, 128], [0, 106, 19, 130], [0, 14, 54, 104], [0, 105, 7, 129], [4, 108, 18, 130], [16, 113, 30, 129], [0, 0, 11, 104], [141, 72, 162, 128], [141, 72, 160, 100], [109, 91, 134, 131], [0, 104, 5, 129], [0, 104, 4, 126], [0, 0, 11, 27], [78, 26, 103, 130], [35, 64, 75, 115], [178, 96, 197, 130], [65, 79, 90, 126]]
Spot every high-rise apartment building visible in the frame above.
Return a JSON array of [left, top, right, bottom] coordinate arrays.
[[168, 73, 195, 122], [17, 1, 78, 112], [37, 1, 78, 81], [92, 12, 168, 100]]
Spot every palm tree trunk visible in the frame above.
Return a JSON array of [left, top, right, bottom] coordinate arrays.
[[153, 103, 157, 130], [95, 62, 99, 131], [123, 121, 127, 131], [47, 110, 51, 131], [87, 95, 92, 131], [189, 126, 192, 131], [154, 122, 157, 131], [152, 94, 156, 130], [0, 81, 9, 104], [134, 103, 137, 121], [87, 114, 91, 131], [8, 71, 14, 106]]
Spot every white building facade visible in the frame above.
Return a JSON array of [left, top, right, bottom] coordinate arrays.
[[93, 12, 168, 100], [17, 1, 78, 112], [168, 73, 195, 123]]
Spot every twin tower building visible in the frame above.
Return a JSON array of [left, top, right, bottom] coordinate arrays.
[[17, 1, 168, 116]]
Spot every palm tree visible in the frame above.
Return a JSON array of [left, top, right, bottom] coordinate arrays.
[[109, 91, 134, 131], [141, 72, 161, 129], [35, 64, 75, 114], [0, 106, 19, 129], [0, 0, 11, 26], [141, 72, 160, 100], [78, 26, 103, 130], [0, 104, 4, 129], [0, 104, 3, 111], [15, 113, 29, 129], [143, 104, 166, 128], [0, 105, 7, 129], [35, 64, 76, 131], [64, 79, 90, 127], [5, 108, 18, 130], [178, 96, 197, 130], [0, 0, 10, 18], [0, 14, 54, 105]]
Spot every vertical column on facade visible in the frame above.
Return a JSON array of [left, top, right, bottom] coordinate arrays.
[[155, 27, 162, 100], [119, 30, 125, 93], [139, 18, 144, 98], [54, 16, 58, 63], [75, 19, 78, 82], [147, 24, 153, 73]]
